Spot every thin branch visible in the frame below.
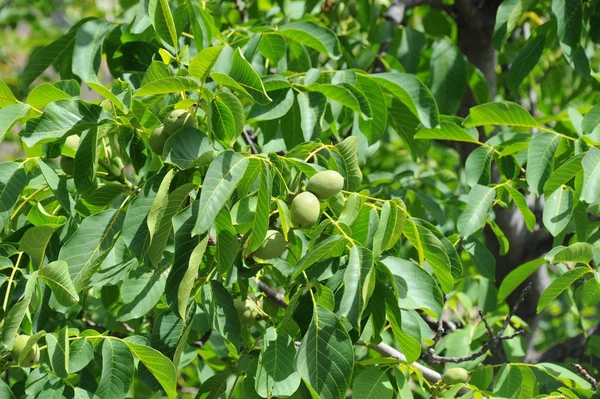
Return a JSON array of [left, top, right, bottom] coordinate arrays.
[[571, 363, 598, 390], [242, 128, 258, 154], [426, 283, 531, 364], [257, 280, 288, 309]]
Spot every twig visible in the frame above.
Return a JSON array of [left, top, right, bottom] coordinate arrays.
[[193, 329, 212, 348], [572, 363, 598, 390], [257, 280, 288, 309], [426, 283, 531, 364], [242, 129, 258, 154], [234, 0, 247, 23]]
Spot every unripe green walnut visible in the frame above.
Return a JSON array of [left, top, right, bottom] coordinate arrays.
[[234, 298, 259, 324], [60, 156, 75, 175], [163, 109, 197, 134], [306, 170, 344, 200], [254, 230, 286, 259], [442, 368, 469, 385], [12, 335, 40, 367], [149, 125, 169, 155], [65, 135, 80, 151], [291, 191, 320, 228]]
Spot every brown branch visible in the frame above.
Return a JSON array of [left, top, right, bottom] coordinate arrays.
[[426, 282, 531, 364], [242, 128, 258, 154], [572, 363, 598, 390]]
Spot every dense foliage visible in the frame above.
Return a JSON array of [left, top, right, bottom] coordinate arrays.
[[0, 0, 600, 398]]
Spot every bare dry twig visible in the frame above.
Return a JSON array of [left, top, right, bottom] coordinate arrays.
[[426, 282, 531, 364]]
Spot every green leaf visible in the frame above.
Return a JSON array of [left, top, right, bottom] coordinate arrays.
[[295, 306, 354, 399], [20, 99, 114, 147], [194, 151, 249, 235], [46, 327, 69, 378], [464, 101, 539, 129], [118, 266, 167, 321], [339, 245, 374, 328], [255, 327, 301, 398], [429, 40, 467, 115], [124, 341, 177, 399], [210, 281, 241, 355], [527, 133, 561, 196], [18, 331, 45, 367], [335, 136, 363, 191], [352, 367, 393, 399], [74, 128, 98, 196], [0, 163, 29, 229], [19, 226, 56, 263], [308, 83, 371, 120], [537, 267, 591, 313], [382, 256, 444, 319], [582, 103, 600, 135], [505, 186, 536, 231], [185, 1, 215, 51], [39, 260, 79, 306], [26, 83, 73, 109], [291, 235, 347, 281], [211, 48, 271, 104], [68, 338, 94, 373], [189, 46, 223, 82], [497, 258, 545, 301], [216, 208, 238, 274], [403, 218, 454, 293], [297, 91, 327, 141], [507, 33, 546, 92], [211, 91, 245, 147], [355, 74, 388, 143], [0, 79, 17, 107], [0, 103, 31, 143], [465, 146, 494, 187], [148, 0, 178, 53], [96, 338, 134, 399], [372, 201, 406, 258], [493, 0, 531, 49], [247, 164, 272, 254], [546, 242, 594, 264], [134, 77, 200, 97], [542, 186, 573, 236], [59, 208, 125, 290], [21, 28, 78, 88], [277, 21, 341, 59], [552, 0, 582, 48], [543, 154, 584, 197], [259, 33, 287, 64], [415, 121, 479, 143], [383, 286, 421, 363], [369, 73, 439, 128], [579, 279, 600, 307], [463, 237, 496, 280], [457, 184, 496, 237], [1, 297, 31, 350], [580, 147, 600, 204], [163, 127, 216, 170]]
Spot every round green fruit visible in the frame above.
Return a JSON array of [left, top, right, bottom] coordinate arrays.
[[234, 299, 259, 324], [12, 335, 40, 367], [149, 125, 169, 155], [60, 156, 75, 175], [163, 109, 197, 134], [442, 368, 469, 385], [291, 191, 320, 228], [64, 135, 80, 151], [254, 230, 286, 259], [306, 170, 344, 200]]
